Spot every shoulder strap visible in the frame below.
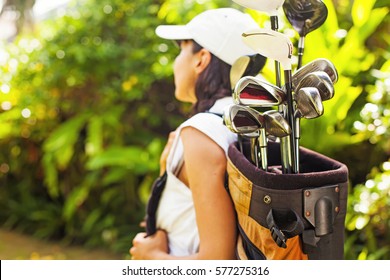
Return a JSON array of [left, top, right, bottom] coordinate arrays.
[[205, 111, 223, 118]]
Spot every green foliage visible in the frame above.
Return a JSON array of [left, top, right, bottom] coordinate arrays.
[[344, 63, 390, 259], [353, 62, 390, 151], [345, 160, 390, 260], [0, 0, 184, 255]]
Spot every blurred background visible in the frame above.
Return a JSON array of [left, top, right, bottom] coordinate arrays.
[[0, 0, 388, 260]]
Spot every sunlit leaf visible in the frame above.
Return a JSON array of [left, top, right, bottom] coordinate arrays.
[[352, 0, 377, 27], [86, 146, 150, 173], [86, 117, 103, 156]]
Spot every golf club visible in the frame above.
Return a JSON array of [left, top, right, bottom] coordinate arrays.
[[263, 109, 292, 138], [295, 87, 324, 119], [230, 54, 267, 91], [234, 76, 285, 107], [292, 58, 338, 89], [295, 70, 334, 100], [233, 0, 293, 174], [233, 0, 285, 86], [294, 86, 324, 172], [240, 109, 292, 171], [283, 0, 328, 68], [223, 104, 262, 133], [291, 59, 336, 170], [230, 54, 267, 152], [223, 104, 268, 170], [242, 28, 298, 173], [264, 109, 291, 173]]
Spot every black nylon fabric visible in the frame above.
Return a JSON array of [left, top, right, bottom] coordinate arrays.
[[145, 171, 167, 236]]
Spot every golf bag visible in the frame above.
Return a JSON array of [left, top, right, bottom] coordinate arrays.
[[227, 140, 348, 260]]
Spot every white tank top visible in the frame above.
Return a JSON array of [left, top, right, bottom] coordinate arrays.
[[156, 97, 237, 256]]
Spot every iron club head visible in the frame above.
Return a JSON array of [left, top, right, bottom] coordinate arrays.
[[223, 104, 265, 134], [223, 104, 268, 169], [295, 70, 334, 100], [234, 76, 285, 107], [263, 110, 292, 137], [292, 58, 338, 88], [230, 56, 250, 92], [294, 87, 324, 119], [230, 54, 267, 91]]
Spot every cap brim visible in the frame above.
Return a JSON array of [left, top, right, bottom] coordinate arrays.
[[155, 25, 192, 40]]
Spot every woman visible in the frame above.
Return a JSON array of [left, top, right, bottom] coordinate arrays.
[[130, 8, 259, 260]]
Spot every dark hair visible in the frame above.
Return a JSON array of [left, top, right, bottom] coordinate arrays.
[[190, 40, 232, 114]]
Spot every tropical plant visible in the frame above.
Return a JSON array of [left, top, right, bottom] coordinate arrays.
[[0, 0, 184, 255], [344, 62, 390, 260]]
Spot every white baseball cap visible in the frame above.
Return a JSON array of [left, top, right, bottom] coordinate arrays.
[[155, 8, 259, 65]]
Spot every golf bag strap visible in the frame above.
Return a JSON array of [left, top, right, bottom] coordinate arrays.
[[266, 208, 305, 248], [205, 111, 223, 117], [145, 171, 168, 236]]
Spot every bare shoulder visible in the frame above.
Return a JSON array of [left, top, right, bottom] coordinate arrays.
[[180, 126, 226, 162]]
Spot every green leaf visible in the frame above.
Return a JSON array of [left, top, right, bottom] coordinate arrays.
[[86, 117, 103, 156], [352, 0, 377, 27], [82, 209, 102, 234], [42, 153, 59, 198], [86, 146, 151, 173], [63, 173, 97, 221], [102, 168, 129, 186], [63, 186, 90, 221], [43, 113, 89, 169]]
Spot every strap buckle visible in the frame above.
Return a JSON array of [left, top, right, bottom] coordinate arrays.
[[266, 208, 304, 248], [270, 225, 287, 248]]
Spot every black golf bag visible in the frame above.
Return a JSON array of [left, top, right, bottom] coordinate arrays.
[[227, 140, 349, 260]]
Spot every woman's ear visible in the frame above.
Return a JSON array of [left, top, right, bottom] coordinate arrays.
[[194, 49, 212, 74]]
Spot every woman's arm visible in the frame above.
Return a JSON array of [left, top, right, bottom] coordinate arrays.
[[130, 126, 236, 260], [180, 126, 237, 259]]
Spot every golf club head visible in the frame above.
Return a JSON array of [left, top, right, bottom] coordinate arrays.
[[230, 54, 268, 91], [294, 87, 324, 119], [234, 76, 286, 107], [242, 28, 293, 70], [233, 0, 285, 15], [230, 56, 250, 91], [223, 104, 265, 134], [263, 110, 292, 137], [283, 0, 328, 37], [296, 71, 334, 100], [292, 58, 338, 88]]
